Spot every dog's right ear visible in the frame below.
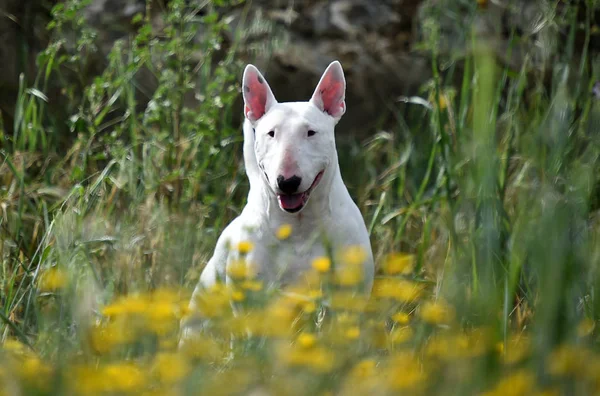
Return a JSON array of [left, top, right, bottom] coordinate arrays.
[[242, 65, 277, 124]]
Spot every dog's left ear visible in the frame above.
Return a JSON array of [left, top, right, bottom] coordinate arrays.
[[242, 64, 277, 124], [310, 61, 346, 121]]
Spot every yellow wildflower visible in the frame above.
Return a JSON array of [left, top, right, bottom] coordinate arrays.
[[101, 294, 148, 317], [17, 356, 52, 390], [147, 301, 179, 324], [227, 259, 256, 280], [577, 318, 595, 337], [180, 334, 222, 361], [237, 240, 254, 254], [340, 245, 367, 266], [312, 256, 331, 273], [391, 312, 411, 325], [426, 332, 489, 360], [152, 352, 190, 384], [191, 283, 232, 318], [501, 335, 530, 365], [345, 326, 361, 340], [384, 352, 426, 390], [351, 359, 377, 378], [372, 279, 424, 302], [241, 279, 263, 291], [335, 263, 364, 286], [547, 344, 591, 377], [231, 290, 246, 302], [278, 343, 336, 373], [103, 363, 146, 393], [303, 300, 317, 314], [276, 224, 292, 240], [297, 333, 317, 348], [390, 327, 414, 345], [89, 318, 135, 354], [382, 253, 415, 275], [482, 370, 535, 396], [330, 291, 368, 312], [39, 267, 68, 291], [2, 339, 31, 357], [419, 300, 455, 325]]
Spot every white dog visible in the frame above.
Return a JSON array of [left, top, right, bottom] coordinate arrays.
[[190, 61, 373, 304]]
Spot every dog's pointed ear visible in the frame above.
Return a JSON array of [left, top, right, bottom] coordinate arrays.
[[310, 61, 346, 120], [242, 64, 277, 123]]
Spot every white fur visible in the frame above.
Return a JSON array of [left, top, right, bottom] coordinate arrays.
[[190, 61, 373, 300]]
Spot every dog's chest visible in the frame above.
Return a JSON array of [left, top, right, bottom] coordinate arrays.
[[251, 230, 328, 286]]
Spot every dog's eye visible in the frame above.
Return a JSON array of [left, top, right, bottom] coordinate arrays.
[[267, 130, 275, 138], [307, 130, 317, 137]]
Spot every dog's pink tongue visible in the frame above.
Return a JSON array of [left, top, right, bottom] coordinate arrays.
[[278, 194, 304, 210]]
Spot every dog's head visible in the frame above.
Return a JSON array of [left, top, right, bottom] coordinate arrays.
[[242, 61, 346, 214]]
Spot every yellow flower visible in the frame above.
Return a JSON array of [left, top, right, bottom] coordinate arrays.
[[577, 318, 595, 337], [482, 370, 535, 396], [241, 279, 263, 291], [89, 318, 135, 354], [335, 265, 364, 286], [2, 338, 31, 356], [345, 326, 361, 340], [103, 363, 146, 393], [152, 352, 190, 384], [384, 352, 426, 390], [426, 332, 489, 360], [39, 267, 68, 291], [297, 333, 317, 348], [147, 302, 179, 325], [390, 327, 414, 345], [278, 343, 336, 373], [330, 291, 368, 312], [501, 335, 530, 365], [276, 224, 292, 240], [72, 363, 144, 394], [340, 245, 367, 266], [101, 294, 148, 317], [180, 334, 223, 361], [231, 290, 246, 302], [227, 259, 256, 280], [312, 256, 331, 273], [351, 359, 377, 378], [372, 279, 424, 302], [191, 283, 233, 318], [419, 300, 455, 325], [237, 240, 254, 254], [391, 312, 411, 325], [17, 357, 52, 390], [303, 300, 317, 314], [547, 344, 591, 377], [382, 253, 415, 275]]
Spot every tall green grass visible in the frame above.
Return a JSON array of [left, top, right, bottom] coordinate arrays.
[[1, 0, 600, 394]]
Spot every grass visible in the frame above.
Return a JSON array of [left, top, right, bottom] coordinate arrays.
[[2, 0, 600, 394]]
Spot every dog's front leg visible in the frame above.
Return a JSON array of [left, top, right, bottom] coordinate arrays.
[[179, 235, 230, 344]]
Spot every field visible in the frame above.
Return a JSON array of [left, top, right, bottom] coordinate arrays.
[[2, 0, 600, 394]]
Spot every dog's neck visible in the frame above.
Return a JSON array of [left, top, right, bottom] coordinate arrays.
[[242, 119, 345, 231]]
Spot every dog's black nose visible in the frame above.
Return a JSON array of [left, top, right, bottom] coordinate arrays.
[[277, 175, 302, 194]]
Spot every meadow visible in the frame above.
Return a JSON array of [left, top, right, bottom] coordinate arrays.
[[2, 0, 600, 394]]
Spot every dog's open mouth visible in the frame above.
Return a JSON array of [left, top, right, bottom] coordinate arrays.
[[277, 170, 324, 213]]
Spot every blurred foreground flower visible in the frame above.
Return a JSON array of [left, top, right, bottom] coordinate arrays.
[[38, 267, 68, 291], [312, 256, 331, 273], [382, 253, 415, 275], [419, 300, 455, 325], [276, 224, 292, 240]]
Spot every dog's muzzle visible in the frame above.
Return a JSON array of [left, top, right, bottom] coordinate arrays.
[[277, 170, 324, 213]]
